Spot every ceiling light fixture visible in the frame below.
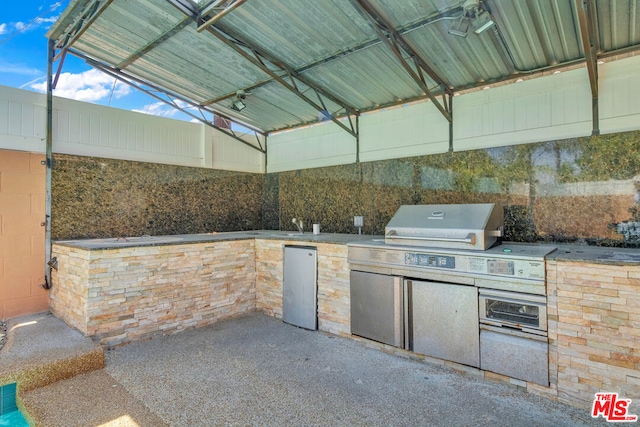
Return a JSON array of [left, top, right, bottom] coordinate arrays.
[[230, 90, 247, 111], [449, 16, 469, 37], [449, 0, 495, 38], [473, 10, 495, 34], [231, 98, 246, 111]]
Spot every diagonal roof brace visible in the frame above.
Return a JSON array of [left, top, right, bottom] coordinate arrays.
[[166, 0, 360, 138], [117, 17, 192, 69], [575, 0, 600, 136], [349, 0, 453, 123]]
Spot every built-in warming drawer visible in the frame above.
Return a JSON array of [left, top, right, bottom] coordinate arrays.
[[480, 327, 549, 386]]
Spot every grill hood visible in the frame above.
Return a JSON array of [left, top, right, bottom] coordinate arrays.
[[385, 204, 503, 250]]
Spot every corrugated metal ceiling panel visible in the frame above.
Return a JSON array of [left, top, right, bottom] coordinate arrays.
[[489, 0, 583, 69], [219, 0, 377, 68], [48, 0, 640, 135], [596, 0, 640, 51], [302, 45, 432, 109]]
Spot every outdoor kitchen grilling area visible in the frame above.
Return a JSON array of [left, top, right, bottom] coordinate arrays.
[[348, 203, 557, 386]]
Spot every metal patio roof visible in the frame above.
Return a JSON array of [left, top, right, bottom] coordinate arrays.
[[47, 0, 640, 151]]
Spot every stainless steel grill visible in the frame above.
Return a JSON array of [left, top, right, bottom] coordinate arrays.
[[348, 203, 556, 386], [384, 204, 503, 250]]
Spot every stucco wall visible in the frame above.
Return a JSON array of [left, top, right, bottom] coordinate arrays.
[[0, 150, 48, 319]]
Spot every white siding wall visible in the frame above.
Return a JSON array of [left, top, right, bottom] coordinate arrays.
[[453, 68, 593, 151], [599, 56, 640, 133], [266, 120, 355, 172], [0, 87, 46, 153], [0, 85, 264, 173], [52, 96, 205, 167], [266, 55, 640, 171], [360, 101, 449, 162], [205, 126, 265, 173], [3, 54, 640, 174]]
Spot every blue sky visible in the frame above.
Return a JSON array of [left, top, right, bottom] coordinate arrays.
[[1, 1, 192, 120]]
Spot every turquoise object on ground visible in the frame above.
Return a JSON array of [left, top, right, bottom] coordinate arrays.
[[0, 383, 28, 426], [0, 383, 17, 415], [0, 410, 29, 427]]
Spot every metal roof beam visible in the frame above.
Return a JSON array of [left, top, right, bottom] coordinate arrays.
[[350, 0, 452, 122], [575, 0, 600, 136], [53, 0, 113, 60], [117, 17, 192, 69], [166, 0, 359, 138], [197, 0, 248, 32], [202, 7, 463, 107], [69, 49, 266, 153]]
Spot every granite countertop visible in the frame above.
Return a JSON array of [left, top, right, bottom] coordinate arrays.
[[53, 233, 640, 265], [53, 230, 380, 250], [546, 243, 640, 265]]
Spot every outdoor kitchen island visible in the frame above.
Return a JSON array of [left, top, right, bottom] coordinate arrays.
[[50, 231, 363, 347], [50, 232, 640, 411]]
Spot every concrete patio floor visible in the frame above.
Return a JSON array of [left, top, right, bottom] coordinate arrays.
[[12, 313, 605, 427]]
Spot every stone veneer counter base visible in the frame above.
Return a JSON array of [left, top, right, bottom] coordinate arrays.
[[51, 232, 363, 347], [51, 239, 258, 347]]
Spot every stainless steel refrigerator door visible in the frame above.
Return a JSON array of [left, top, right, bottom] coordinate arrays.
[[282, 246, 318, 330], [408, 280, 479, 367], [350, 271, 404, 347]]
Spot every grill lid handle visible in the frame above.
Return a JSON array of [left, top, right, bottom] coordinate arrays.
[[385, 231, 477, 245], [487, 226, 504, 237]]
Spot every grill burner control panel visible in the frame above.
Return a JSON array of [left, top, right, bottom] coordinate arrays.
[[487, 260, 515, 275], [348, 242, 557, 295], [405, 253, 455, 269], [399, 249, 542, 279]]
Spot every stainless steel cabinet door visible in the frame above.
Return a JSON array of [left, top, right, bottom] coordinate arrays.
[[409, 280, 479, 367], [350, 271, 404, 347], [282, 246, 317, 330]]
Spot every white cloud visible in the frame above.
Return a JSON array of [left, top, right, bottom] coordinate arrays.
[[0, 62, 41, 76], [0, 2, 62, 37], [30, 68, 131, 102], [132, 100, 184, 118], [36, 16, 59, 25]]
